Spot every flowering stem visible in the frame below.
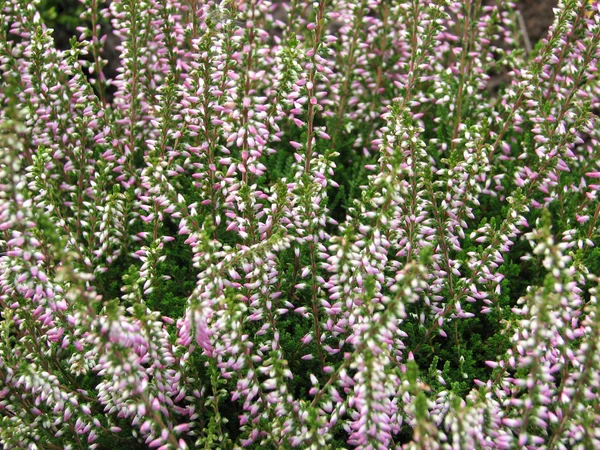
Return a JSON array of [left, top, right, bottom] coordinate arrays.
[[304, 0, 327, 175], [90, 0, 106, 105], [451, 0, 480, 150]]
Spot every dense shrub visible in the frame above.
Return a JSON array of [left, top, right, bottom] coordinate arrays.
[[1, 0, 600, 448]]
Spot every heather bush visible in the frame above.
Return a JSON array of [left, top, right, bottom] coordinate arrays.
[[1, 0, 600, 448]]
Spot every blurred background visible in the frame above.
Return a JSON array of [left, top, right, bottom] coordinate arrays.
[[518, 0, 559, 44]]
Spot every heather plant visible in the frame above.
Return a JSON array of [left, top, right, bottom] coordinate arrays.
[[1, 0, 600, 448]]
